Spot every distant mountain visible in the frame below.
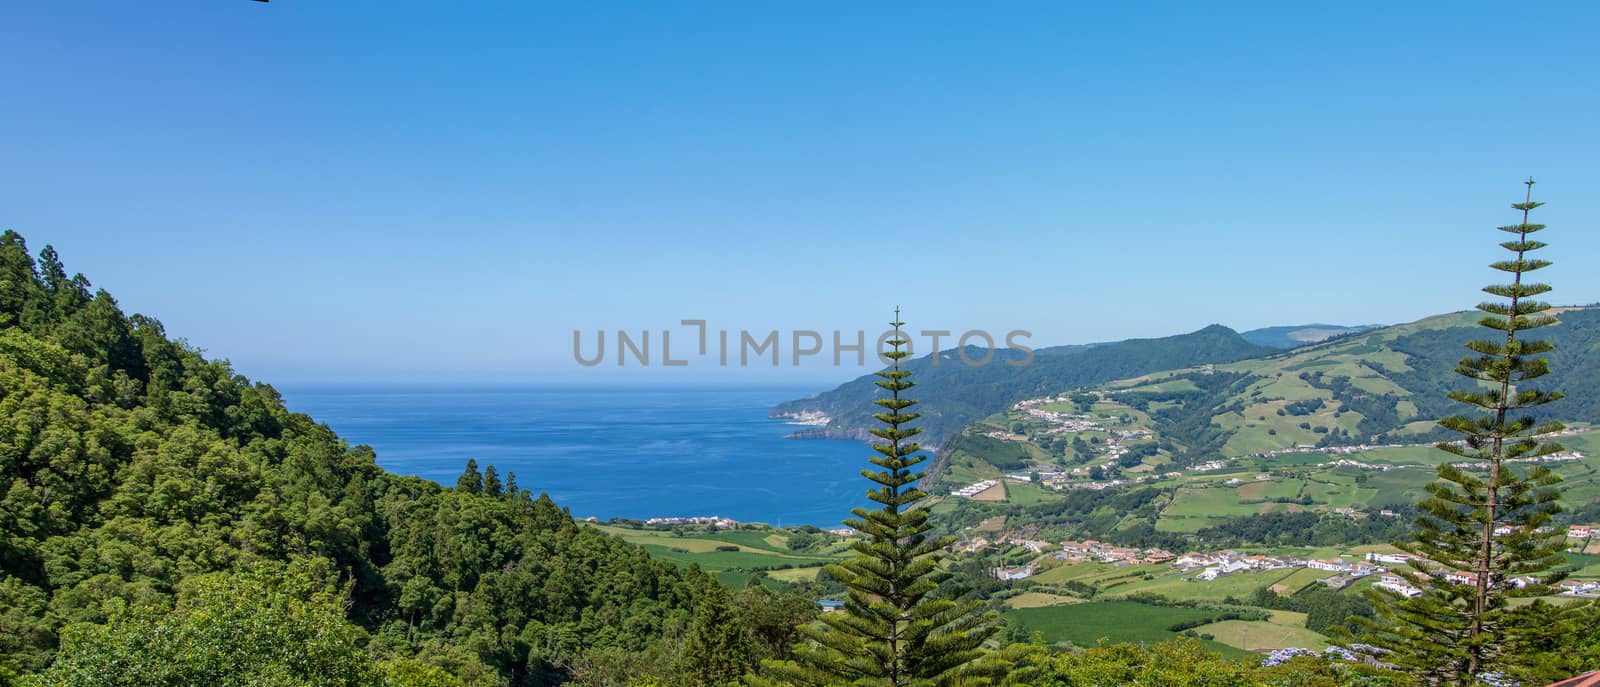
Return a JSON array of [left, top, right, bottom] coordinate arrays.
[[1240, 323, 1382, 349], [771, 325, 1277, 449]]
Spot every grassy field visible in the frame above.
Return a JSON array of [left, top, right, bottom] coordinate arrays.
[[767, 566, 826, 583], [1006, 482, 1062, 506], [1004, 601, 1252, 659], [1029, 561, 1109, 585], [1004, 592, 1080, 609], [1158, 486, 1261, 531], [1237, 478, 1302, 501], [1104, 569, 1303, 601], [1197, 617, 1330, 652], [586, 524, 849, 586], [1268, 567, 1339, 595]]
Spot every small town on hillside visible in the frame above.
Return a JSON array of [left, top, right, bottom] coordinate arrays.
[[974, 527, 1600, 599]]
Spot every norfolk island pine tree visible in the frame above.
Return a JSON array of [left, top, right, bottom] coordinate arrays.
[[749, 310, 998, 687], [1350, 179, 1572, 686]]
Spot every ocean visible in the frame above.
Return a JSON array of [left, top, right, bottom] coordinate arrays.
[[279, 385, 872, 527]]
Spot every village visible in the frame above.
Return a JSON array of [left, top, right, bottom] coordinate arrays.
[[961, 391, 1594, 502], [971, 527, 1600, 600]]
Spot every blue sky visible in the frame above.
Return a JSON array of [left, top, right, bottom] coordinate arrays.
[[3, 2, 1597, 386]]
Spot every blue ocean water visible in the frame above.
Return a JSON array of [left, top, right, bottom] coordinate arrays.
[[279, 385, 871, 527]]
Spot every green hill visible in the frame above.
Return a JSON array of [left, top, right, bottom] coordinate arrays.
[[950, 308, 1600, 470], [0, 231, 744, 684], [934, 308, 1600, 534], [772, 325, 1277, 448]]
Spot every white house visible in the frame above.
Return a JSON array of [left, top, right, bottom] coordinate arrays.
[[1195, 560, 1250, 581], [1375, 575, 1422, 598], [1366, 552, 1411, 565], [1308, 559, 1353, 573]]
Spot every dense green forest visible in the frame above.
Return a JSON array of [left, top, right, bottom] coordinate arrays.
[[0, 232, 816, 685], [771, 325, 1276, 447]]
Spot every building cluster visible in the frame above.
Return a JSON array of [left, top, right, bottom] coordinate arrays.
[[1250, 443, 1409, 460], [1009, 399, 1110, 434], [951, 479, 1000, 498], [977, 531, 1600, 595], [1048, 471, 1179, 492], [1248, 427, 1595, 465], [1057, 540, 1177, 565], [1322, 458, 1393, 471], [643, 515, 738, 528], [1374, 570, 1600, 599], [1166, 550, 1378, 581], [1451, 450, 1585, 470]]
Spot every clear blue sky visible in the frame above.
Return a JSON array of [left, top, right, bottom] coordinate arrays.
[[3, 2, 1597, 386]]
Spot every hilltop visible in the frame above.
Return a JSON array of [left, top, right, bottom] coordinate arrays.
[[1239, 324, 1381, 349]]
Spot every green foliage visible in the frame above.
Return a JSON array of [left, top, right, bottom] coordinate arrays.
[[1249, 585, 1372, 636], [39, 559, 373, 687], [676, 582, 753, 686], [753, 312, 997, 686], [984, 638, 1404, 687], [1354, 181, 1572, 685], [1003, 600, 1243, 650], [379, 659, 467, 687], [1498, 599, 1600, 684], [455, 457, 483, 494]]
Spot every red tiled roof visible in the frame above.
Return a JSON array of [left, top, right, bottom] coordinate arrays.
[[1546, 670, 1600, 687]]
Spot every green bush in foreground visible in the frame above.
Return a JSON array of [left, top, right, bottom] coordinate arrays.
[[38, 559, 373, 687]]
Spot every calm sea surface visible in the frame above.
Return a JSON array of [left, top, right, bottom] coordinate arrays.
[[279, 385, 869, 527]]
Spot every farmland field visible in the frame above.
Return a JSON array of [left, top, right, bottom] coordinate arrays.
[[1197, 618, 1330, 652], [585, 524, 849, 585], [1004, 592, 1080, 609], [1003, 601, 1252, 659], [1105, 569, 1303, 601]]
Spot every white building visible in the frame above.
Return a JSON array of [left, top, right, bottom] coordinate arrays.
[[1308, 559, 1353, 573]]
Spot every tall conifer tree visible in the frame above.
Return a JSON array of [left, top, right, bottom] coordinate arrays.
[[750, 310, 996, 687], [677, 581, 754, 686], [1353, 179, 1568, 685]]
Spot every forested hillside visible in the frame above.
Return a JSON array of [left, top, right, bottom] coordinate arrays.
[[0, 232, 785, 685], [771, 325, 1276, 447]]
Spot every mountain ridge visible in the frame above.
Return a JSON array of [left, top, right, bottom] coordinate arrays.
[[771, 324, 1277, 448], [1239, 323, 1383, 349]]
